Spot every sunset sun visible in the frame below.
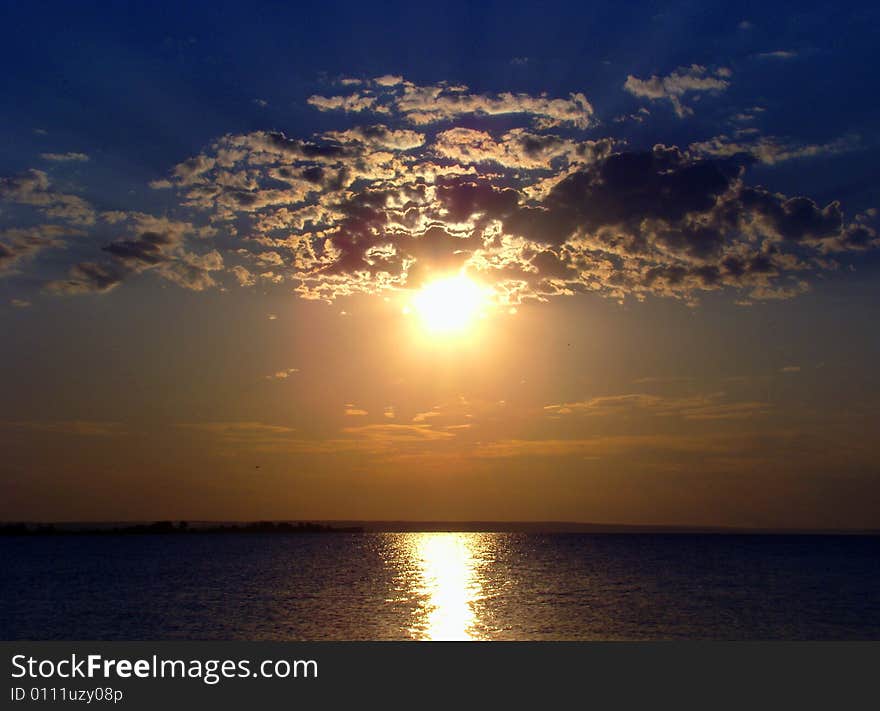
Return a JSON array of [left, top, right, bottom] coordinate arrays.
[[409, 275, 488, 335]]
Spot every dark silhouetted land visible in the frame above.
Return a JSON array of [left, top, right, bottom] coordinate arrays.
[[1, 520, 877, 535], [0, 521, 363, 535]]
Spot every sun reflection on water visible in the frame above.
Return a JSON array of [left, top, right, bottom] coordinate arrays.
[[409, 533, 483, 641]]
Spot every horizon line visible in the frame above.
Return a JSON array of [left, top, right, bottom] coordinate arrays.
[[3, 519, 879, 535]]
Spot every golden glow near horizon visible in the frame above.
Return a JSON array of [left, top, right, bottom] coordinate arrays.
[[407, 275, 489, 336]]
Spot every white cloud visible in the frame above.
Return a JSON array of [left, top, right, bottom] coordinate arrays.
[[624, 64, 731, 117]]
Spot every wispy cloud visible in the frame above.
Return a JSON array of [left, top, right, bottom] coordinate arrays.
[[545, 392, 770, 420], [40, 152, 90, 162], [623, 64, 731, 117], [309, 77, 595, 129], [265, 368, 299, 380], [0, 225, 82, 273], [174, 422, 297, 447], [341, 423, 454, 441], [690, 134, 858, 165], [755, 50, 798, 60], [3, 420, 125, 436], [0, 170, 95, 225]]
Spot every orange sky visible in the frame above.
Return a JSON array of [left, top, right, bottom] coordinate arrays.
[[2, 281, 878, 528]]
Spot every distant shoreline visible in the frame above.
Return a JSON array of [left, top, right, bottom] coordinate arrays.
[[0, 521, 363, 536], [1, 520, 878, 536]]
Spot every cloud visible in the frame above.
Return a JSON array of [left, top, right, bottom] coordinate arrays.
[[40, 152, 90, 162], [395, 83, 595, 129], [323, 124, 425, 150], [0, 225, 81, 273], [690, 134, 858, 165], [730, 106, 765, 123], [467, 431, 782, 460], [171, 419, 457, 458], [46, 261, 125, 294], [231, 265, 255, 286], [755, 50, 798, 60], [613, 107, 651, 125], [0, 169, 95, 224], [171, 154, 216, 185], [341, 423, 454, 441], [544, 391, 770, 420], [174, 421, 301, 450], [309, 77, 595, 129], [780, 365, 801, 373], [632, 376, 693, 385], [433, 128, 614, 169], [265, 368, 299, 380], [6, 72, 874, 309], [47, 214, 223, 294], [176, 421, 296, 435], [155, 123, 876, 306], [2, 420, 125, 436], [624, 64, 731, 117], [410, 396, 491, 428], [374, 74, 403, 86], [10, 298, 31, 307], [344, 405, 369, 416], [308, 93, 382, 113]]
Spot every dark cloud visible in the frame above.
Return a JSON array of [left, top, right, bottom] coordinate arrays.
[[49, 261, 127, 294], [102, 230, 174, 265], [47, 215, 222, 294], [0, 225, 80, 273]]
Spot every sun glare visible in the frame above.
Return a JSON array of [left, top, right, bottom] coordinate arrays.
[[409, 275, 488, 335]]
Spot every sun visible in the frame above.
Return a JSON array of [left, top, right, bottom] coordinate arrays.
[[408, 275, 488, 335]]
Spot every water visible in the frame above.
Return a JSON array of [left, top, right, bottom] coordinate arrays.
[[2, 533, 879, 640]]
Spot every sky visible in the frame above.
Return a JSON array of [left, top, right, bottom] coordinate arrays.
[[1, 0, 879, 527]]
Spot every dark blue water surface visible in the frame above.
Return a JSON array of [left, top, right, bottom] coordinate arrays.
[[2, 533, 878, 640]]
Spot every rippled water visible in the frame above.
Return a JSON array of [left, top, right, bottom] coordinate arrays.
[[2, 533, 879, 639]]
